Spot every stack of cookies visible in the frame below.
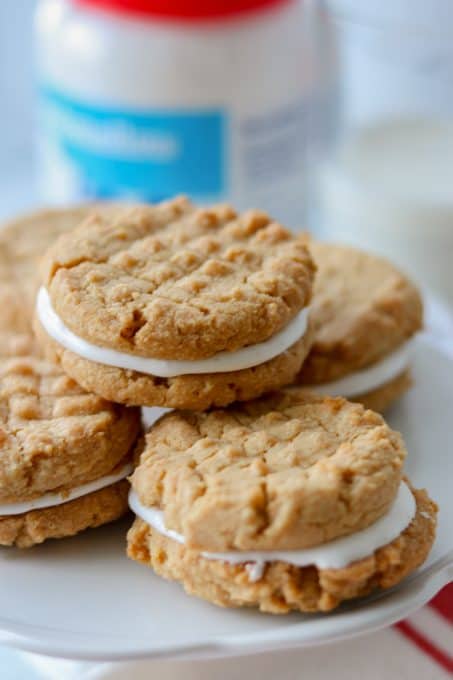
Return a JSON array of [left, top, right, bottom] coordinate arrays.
[[0, 197, 437, 614], [0, 207, 142, 547]]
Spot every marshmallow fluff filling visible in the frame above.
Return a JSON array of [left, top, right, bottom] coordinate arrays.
[[37, 287, 310, 378], [0, 463, 133, 516], [307, 340, 415, 398], [129, 482, 416, 582]]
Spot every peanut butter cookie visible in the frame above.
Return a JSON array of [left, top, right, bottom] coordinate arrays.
[[127, 389, 436, 612], [0, 343, 141, 547], [295, 243, 423, 411], [37, 197, 315, 408]]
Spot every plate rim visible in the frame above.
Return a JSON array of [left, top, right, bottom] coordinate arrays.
[[0, 553, 451, 662]]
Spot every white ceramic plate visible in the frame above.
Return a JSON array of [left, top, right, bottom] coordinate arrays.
[[0, 334, 452, 662]]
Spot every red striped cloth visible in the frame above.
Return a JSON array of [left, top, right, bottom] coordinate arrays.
[[396, 583, 453, 675]]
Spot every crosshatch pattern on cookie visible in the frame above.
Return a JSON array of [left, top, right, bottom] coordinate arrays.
[[131, 392, 406, 552], [0, 355, 141, 505], [0, 357, 111, 424], [43, 197, 315, 360]]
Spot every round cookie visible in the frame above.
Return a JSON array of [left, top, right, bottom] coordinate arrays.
[[295, 242, 423, 412], [130, 392, 406, 551], [127, 389, 437, 612], [0, 348, 141, 547], [36, 197, 315, 409]]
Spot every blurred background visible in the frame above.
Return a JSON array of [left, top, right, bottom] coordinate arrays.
[[1, 0, 453, 306]]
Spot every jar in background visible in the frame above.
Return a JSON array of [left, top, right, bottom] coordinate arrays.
[[35, 0, 335, 228]]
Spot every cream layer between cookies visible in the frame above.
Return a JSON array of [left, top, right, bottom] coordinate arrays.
[[129, 482, 415, 582], [37, 287, 310, 377], [307, 340, 415, 398], [0, 463, 132, 516]]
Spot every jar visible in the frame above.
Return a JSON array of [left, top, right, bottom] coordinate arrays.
[[35, 0, 334, 227]]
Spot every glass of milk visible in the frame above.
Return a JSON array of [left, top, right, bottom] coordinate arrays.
[[315, 0, 453, 306]]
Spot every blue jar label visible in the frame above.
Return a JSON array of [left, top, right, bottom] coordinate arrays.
[[38, 86, 227, 202]]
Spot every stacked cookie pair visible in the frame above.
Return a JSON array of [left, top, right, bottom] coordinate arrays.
[[0, 208, 142, 547], [0, 197, 436, 614]]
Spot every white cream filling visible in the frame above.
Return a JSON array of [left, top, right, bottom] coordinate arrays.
[[129, 482, 415, 582], [307, 340, 415, 398], [0, 463, 133, 516], [37, 287, 310, 378]]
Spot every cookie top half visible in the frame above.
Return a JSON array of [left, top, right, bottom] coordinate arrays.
[[0, 345, 141, 505], [42, 197, 315, 361], [298, 243, 423, 384], [131, 389, 406, 552]]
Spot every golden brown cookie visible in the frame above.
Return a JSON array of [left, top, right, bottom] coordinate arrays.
[[295, 243, 423, 411], [0, 344, 141, 546], [34, 317, 313, 410], [127, 389, 436, 612], [36, 197, 315, 408], [127, 485, 436, 614], [0, 353, 140, 505], [130, 390, 406, 552]]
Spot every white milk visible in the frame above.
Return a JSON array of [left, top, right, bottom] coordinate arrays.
[[319, 119, 453, 304]]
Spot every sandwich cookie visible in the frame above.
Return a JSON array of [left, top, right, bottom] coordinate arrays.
[[35, 197, 315, 410], [295, 243, 423, 412], [127, 390, 436, 613], [0, 345, 141, 548]]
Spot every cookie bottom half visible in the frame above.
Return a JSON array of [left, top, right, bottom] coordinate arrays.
[[127, 486, 436, 614], [35, 319, 314, 410], [354, 370, 412, 413], [0, 480, 129, 548]]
